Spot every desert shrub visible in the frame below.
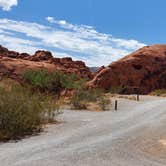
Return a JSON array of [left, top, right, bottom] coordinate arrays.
[[60, 73, 79, 89], [109, 86, 126, 94], [71, 88, 111, 110], [23, 69, 61, 92], [71, 98, 87, 110], [0, 77, 19, 89], [0, 85, 59, 141], [150, 89, 166, 97], [23, 69, 82, 94], [98, 97, 111, 111], [84, 89, 104, 101], [70, 89, 88, 110]]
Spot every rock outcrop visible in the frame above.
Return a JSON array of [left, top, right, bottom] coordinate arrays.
[[88, 45, 166, 94], [0, 46, 92, 80], [1, 44, 166, 94]]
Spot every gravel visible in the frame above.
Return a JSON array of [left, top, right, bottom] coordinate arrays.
[[0, 95, 166, 166]]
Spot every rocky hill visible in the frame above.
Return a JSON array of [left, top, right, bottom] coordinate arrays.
[[87, 44, 166, 94], [0, 44, 166, 94], [0, 45, 92, 81]]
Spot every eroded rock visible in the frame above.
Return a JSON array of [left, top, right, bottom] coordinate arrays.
[[88, 45, 166, 94]]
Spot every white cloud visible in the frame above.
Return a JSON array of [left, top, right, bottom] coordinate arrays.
[[111, 38, 145, 50], [46, 17, 54, 23], [0, 0, 17, 11], [46, 17, 67, 26], [0, 18, 146, 66]]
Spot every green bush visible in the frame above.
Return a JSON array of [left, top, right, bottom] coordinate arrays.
[[23, 69, 82, 94], [23, 69, 60, 92], [0, 85, 59, 141]]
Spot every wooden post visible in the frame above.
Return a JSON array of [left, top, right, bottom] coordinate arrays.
[[137, 94, 139, 101], [115, 100, 118, 111]]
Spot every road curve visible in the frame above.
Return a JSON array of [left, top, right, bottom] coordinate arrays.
[[0, 96, 166, 166]]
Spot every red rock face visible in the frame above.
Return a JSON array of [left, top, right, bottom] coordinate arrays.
[[0, 46, 92, 80], [88, 45, 166, 94]]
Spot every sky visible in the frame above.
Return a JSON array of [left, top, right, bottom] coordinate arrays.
[[0, 0, 165, 66]]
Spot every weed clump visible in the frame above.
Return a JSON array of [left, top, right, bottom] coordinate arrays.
[[150, 89, 166, 97]]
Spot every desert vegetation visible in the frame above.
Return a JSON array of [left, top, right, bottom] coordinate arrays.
[[23, 69, 111, 111], [71, 88, 111, 111], [109, 86, 127, 94], [0, 84, 59, 141], [150, 89, 166, 97], [23, 69, 79, 94], [0, 69, 112, 141], [109, 94, 138, 101]]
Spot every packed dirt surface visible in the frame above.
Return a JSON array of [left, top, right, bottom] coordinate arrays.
[[0, 96, 166, 166]]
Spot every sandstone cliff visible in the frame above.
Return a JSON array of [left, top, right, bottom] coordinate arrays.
[[87, 45, 166, 94], [0, 45, 92, 80]]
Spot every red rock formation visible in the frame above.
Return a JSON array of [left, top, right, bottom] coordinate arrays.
[[0, 46, 92, 80], [88, 45, 166, 94], [26, 50, 53, 61], [0, 45, 20, 58], [2, 44, 166, 94]]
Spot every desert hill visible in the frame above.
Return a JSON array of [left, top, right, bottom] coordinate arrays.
[[87, 44, 166, 94], [0, 45, 92, 81], [0, 44, 166, 94]]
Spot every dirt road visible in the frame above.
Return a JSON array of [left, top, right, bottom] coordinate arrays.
[[0, 96, 166, 166]]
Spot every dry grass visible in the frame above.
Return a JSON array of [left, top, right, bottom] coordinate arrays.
[[70, 89, 111, 111], [107, 93, 137, 101], [150, 89, 166, 97], [84, 99, 111, 111], [0, 77, 20, 89]]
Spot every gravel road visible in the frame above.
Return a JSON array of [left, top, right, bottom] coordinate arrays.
[[0, 96, 166, 166]]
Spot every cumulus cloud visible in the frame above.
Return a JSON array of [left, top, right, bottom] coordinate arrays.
[[0, 0, 17, 11], [0, 17, 146, 66]]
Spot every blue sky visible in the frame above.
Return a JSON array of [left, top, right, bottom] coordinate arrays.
[[0, 0, 165, 66]]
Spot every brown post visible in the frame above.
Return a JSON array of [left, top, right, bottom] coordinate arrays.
[[137, 94, 139, 101], [115, 100, 118, 111]]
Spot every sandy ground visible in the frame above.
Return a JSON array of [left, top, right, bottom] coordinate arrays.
[[0, 95, 166, 166]]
